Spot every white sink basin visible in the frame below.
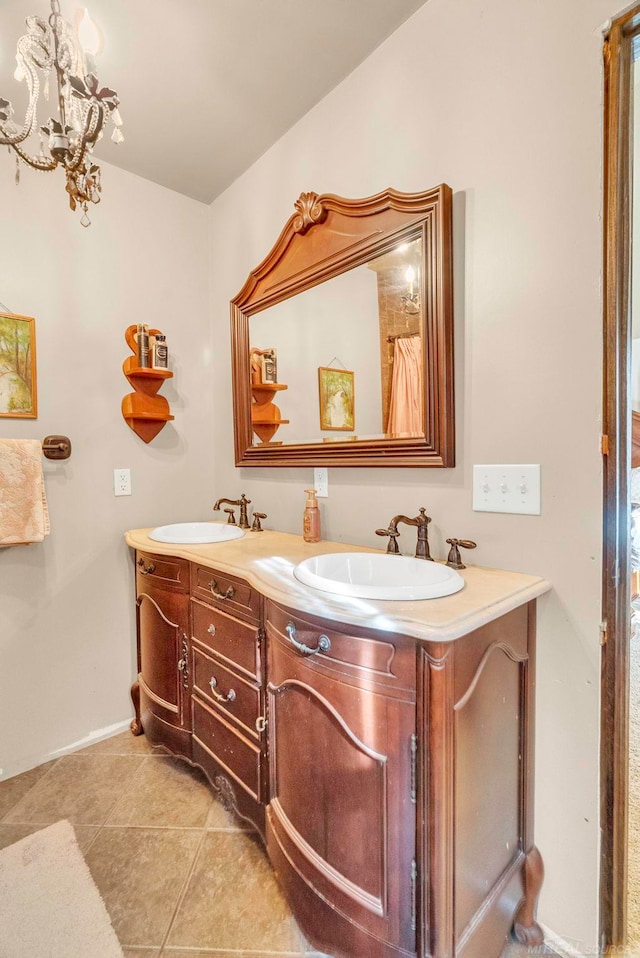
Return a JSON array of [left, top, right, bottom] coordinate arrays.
[[149, 522, 245, 544], [293, 552, 464, 601]]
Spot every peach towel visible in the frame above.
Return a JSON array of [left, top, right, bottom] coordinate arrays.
[[0, 439, 50, 545]]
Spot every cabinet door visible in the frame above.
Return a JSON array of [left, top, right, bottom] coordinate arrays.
[[137, 579, 191, 751], [266, 627, 416, 958]]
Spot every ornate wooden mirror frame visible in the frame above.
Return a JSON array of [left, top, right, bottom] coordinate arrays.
[[231, 184, 454, 468]]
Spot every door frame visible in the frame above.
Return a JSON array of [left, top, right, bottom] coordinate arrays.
[[601, 6, 640, 949]]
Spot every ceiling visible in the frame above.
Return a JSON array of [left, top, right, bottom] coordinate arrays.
[[0, 0, 427, 203]]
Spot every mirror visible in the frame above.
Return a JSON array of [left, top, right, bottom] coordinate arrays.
[[231, 186, 454, 467]]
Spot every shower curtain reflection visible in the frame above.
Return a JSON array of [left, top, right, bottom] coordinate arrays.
[[387, 334, 423, 437]]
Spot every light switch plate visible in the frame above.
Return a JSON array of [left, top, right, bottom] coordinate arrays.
[[114, 468, 131, 497], [472, 464, 541, 515]]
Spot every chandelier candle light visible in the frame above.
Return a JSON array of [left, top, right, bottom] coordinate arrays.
[[0, 0, 123, 226]]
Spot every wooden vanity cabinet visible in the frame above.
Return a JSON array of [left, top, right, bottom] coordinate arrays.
[[131, 551, 191, 756], [130, 548, 544, 958]]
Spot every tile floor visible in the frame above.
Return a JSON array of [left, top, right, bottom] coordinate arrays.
[[0, 731, 558, 958]]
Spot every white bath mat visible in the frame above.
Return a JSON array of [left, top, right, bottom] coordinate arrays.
[[0, 819, 124, 958]]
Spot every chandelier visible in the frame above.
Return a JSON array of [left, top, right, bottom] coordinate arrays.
[[0, 0, 123, 226]]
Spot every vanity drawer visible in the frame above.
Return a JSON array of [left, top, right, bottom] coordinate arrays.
[[136, 551, 189, 593], [266, 601, 415, 697], [191, 598, 262, 681], [191, 563, 261, 624], [192, 645, 261, 740], [192, 696, 263, 803]]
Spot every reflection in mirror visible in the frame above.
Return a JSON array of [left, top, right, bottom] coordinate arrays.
[[249, 236, 423, 446]]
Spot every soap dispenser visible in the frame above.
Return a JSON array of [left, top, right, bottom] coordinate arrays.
[[303, 489, 321, 543]]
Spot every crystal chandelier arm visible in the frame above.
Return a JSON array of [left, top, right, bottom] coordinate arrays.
[[66, 101, 103, 171], [11, 140, 57, 171], [49, 3, 76, 136], [0, 16, 52, 147]]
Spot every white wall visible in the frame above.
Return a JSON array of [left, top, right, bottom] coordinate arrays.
[[208, 0, 615, 948], [0, 159, 213, 778]]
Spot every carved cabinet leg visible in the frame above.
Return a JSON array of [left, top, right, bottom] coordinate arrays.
[[513, 846, 545, 946], [130, 679, 143, 736]]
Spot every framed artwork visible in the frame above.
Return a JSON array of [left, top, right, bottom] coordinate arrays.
[[318, 366, 355, 431], [0, 313, 37, 419]]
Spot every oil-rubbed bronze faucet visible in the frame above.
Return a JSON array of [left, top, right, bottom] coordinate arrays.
[[376, 507, 433, 560], [375, 525, 401, 554], [445, 537, 477, 569], [251, 512, 267, 532], [213, 493, 251, 529]]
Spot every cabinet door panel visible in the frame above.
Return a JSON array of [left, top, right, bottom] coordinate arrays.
[[270, 679, 386, 906], [267, 629, 415, 954], [139, 593, 182, 710], [137, 578, 190, 741]]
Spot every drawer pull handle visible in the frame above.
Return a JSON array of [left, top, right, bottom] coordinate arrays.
[[209, 675, 236, 703], [207, 624, 216, 636], [255, 716, 267, 733], [137, 558, 156, 575], [209, 579, 235, 601], [285, 622, 331, 657]]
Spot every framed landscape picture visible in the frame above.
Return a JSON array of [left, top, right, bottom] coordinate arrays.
[[0, 313, 37, 418], [318, 366, 355, 431]]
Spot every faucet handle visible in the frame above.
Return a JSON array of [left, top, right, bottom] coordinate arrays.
[[252, 512, 267, 532], [445, 537, 477, 570], [375, 527, 401, 555], [224, 508, 237, 525]]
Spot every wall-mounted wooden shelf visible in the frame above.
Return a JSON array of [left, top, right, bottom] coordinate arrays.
[[251, 383, 288, 444], [122, 326, 174, 443]]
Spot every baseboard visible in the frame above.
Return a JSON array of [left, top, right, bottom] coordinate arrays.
[[0, 718, 133, 782], [541, 922, 595, 958]]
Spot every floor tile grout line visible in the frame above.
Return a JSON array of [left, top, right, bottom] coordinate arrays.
[[0, 757, 63, 823], [159, 949, 308, 956], [158, 826, 209, 955], [1, 751, 149, 826], [1, 816, 246, 832], [80, 822, 103, 856], [0, 753, 153, 829], [159, 950, 308, 956]]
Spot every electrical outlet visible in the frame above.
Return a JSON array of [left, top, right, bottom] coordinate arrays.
[[314, 468, 328, 498], [114, 468, 131, 497], [472, 464, 541, 515]]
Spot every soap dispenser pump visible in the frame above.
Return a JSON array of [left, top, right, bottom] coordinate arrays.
[[303, 489, 321, 543]]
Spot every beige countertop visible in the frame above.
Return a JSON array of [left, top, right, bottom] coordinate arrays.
[[125, 526, 551, 643]]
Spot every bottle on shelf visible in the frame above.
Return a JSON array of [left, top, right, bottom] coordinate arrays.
[[137, 323, 150, 368], [152, 334, 168, 370]]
